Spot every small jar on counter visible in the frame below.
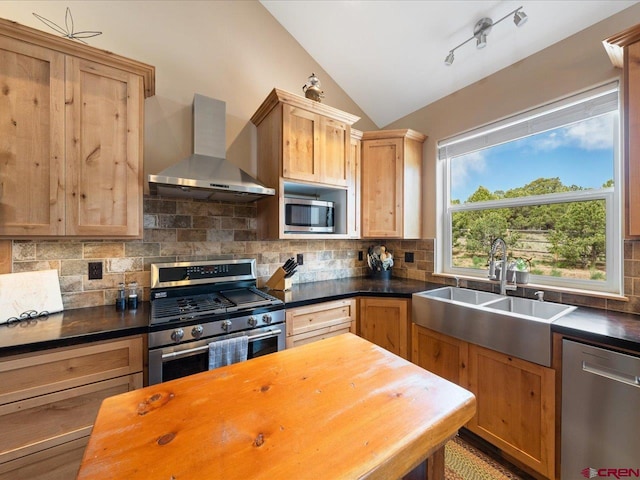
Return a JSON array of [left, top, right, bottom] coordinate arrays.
[[128, 281, 138, 310], [116, 282, 126, 311]]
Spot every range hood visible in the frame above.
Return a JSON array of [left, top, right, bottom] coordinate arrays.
[[148, 94, 275, 202]]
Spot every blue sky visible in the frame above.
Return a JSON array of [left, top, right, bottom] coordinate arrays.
[[450, 113, 616, 202]]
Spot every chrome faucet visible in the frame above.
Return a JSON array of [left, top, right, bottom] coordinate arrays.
[[488, 238, 517, 295]]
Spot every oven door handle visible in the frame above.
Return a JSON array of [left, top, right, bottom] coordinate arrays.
[[161, 329, 283, 361]]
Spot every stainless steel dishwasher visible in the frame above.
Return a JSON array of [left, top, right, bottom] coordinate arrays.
[[562, 339, 640, 478]]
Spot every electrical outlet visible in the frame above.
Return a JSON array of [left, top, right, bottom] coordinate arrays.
[[404, 252, 415, 263], [88, 262, 103, 280], [296, 253, 304, 266], [358, 251, 363, 261]]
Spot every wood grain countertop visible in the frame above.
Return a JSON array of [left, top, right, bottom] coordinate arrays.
[[77, 333, 476, 480]]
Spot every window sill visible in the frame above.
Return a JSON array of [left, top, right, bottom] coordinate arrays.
[[432, 272, 628, 302]]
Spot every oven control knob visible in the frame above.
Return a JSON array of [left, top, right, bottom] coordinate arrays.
[[247, 316, 258, 327], [221, 320, 232, 331], [262, 314, 272, 325], [191, 325, 204, 339], [171, 329, 184, 343]]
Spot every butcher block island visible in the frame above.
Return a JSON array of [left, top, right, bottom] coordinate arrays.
[[77, 334, 476, 480]]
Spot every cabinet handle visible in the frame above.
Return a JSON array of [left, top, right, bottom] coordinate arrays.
[[582, 361, 640, 388]]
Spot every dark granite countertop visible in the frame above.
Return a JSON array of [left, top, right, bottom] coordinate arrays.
[[1, 276, 639, 358], [551, 308, 640, 354], [267, 277, 441, 307], [0, 303, 150, 357]]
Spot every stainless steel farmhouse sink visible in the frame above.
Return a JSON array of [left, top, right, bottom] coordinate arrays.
[[482, 296, 574, 320], [412, 287, 576, 366], [420, 286, 502, 305]]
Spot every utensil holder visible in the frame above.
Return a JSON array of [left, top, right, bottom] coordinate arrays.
[[266, 267, 293, 291]]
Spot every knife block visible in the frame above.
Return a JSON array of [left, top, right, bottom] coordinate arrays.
[[265, 267, 293, 291]]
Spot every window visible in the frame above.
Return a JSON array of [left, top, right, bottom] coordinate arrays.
[[437, 82, 621, 294]]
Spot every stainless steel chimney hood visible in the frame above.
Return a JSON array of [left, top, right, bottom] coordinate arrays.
[[148, 94, 275, 202]]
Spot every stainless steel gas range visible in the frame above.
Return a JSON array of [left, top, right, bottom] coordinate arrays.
[[147, 259, 285, 385]]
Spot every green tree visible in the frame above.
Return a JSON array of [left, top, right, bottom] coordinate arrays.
[[548, 200, 606, 268]]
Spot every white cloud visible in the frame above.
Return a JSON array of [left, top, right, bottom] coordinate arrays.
[[451, 150, 486, 195], [532, 114, 614, 151]]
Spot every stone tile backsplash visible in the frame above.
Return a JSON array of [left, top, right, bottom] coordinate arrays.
[[6, 196, 640, 315]]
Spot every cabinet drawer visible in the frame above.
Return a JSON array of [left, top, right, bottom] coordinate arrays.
[[0, 373, 142, 464], [286, 299, 356, 337], [286, 321, 353, 348], [0, 336, 143, 405], [0, 437, 88, 480]]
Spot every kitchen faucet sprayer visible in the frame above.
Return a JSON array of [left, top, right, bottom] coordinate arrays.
[[488, 238, 517, 295]]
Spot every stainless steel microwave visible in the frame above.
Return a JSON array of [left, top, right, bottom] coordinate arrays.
[[284, 198, 335, 233]]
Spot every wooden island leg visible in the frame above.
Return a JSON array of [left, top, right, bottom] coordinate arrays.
[[403, 445, 445, 480]]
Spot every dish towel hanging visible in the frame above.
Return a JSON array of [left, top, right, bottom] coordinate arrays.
[[208, 336, 249, 369]]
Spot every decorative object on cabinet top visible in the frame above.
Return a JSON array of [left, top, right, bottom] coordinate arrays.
[[32, 7, 102, 45], [302, 72, 324, 102], [250, 88, 360, 126], [0, 17, 155, 97]]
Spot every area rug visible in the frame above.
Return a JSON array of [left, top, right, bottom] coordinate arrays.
[[445, 436, 524, 480]]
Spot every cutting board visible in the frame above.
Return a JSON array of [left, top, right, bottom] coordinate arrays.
[[0, 269, 63, 323]]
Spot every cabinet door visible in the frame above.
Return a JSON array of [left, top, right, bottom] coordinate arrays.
[[65, 57, 143, 237], [282, 104, 319, 183], [286, 299, 356, 348], [359, 297, 409, 358], [467, 344, 555, 479], [0, 437, 88, 480], [0, 373, 142, 465], [320, 117, 349, 186], [627, 41, 640, 236], [361, 138, 403, 238], [0, 36, 65, 236], [0, 336, 143, 405], [411, 325, 468, 387], [348, 135, 361, 238]]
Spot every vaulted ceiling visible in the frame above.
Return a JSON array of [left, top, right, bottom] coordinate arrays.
[[261, 0, 638, 127]]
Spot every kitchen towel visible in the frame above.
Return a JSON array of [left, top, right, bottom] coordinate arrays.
[[208, 336, 249, 369], [0, 269, 63, 324]]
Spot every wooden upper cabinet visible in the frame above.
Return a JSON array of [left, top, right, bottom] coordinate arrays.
[[282, 104, 320, 182], [604, 25, 640, 237], [348, 129, 362, 239], [251, 89, 360, 239], [252, 89, 359, 188], [320, 116, 350, 186], [361, 129, 426, 239], [65, 57, 143, 237], [0, 18, 154, 238], [0, 36, 65, 236]]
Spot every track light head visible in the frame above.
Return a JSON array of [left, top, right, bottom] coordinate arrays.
[[514, 9, 528, 27], [476, 33, 487, 49], [444, 51, 455, 66], [473, 17, 492, 49]]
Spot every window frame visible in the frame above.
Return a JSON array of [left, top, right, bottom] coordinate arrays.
[[436, 83, 622, 295]]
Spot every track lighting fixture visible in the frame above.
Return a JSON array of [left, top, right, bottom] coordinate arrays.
[[444, 6, 528, 66]]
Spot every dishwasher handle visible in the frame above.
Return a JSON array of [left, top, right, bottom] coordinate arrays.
[[582, 361, 640, 388]]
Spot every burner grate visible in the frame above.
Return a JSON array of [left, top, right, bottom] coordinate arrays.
[[151, 293, 234, 321]]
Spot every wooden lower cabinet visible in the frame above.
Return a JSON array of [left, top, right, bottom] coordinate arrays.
[[286, 299, 356, 348], [411, 325, 555, 479], [358, 297, 409, 359], [0, 438, 88, 480], [411, 324, 468, 386], [467, 344, 555, 479], [0, 336, 144, 479]]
